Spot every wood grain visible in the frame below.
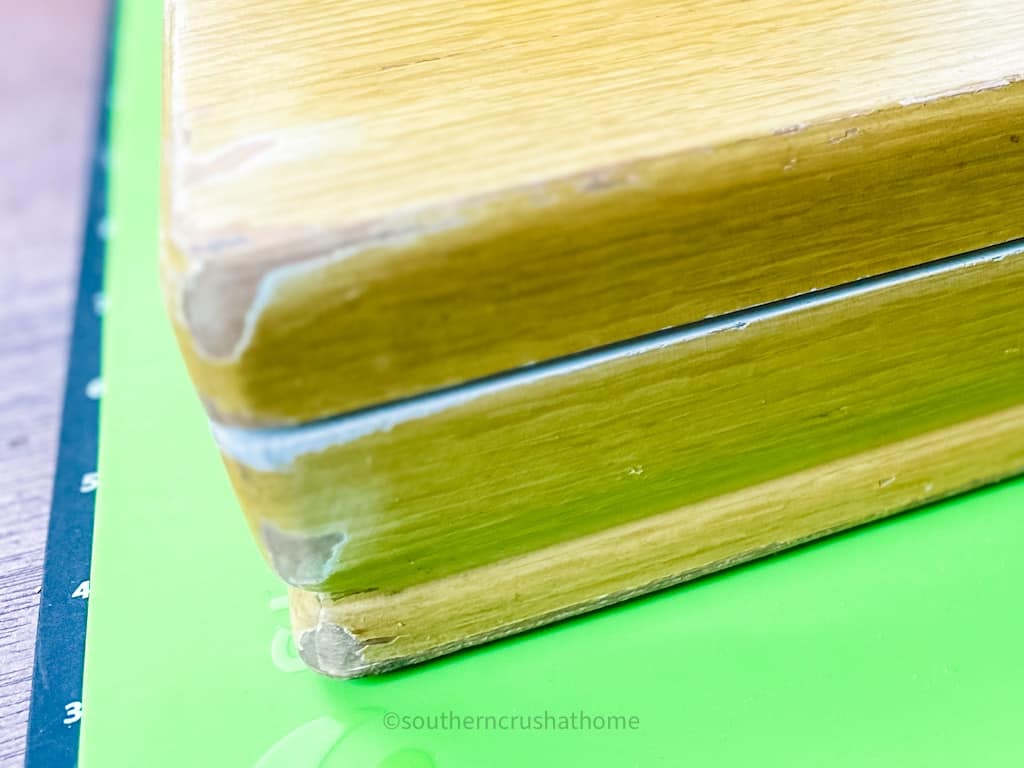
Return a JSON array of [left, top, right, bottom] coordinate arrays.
[[164, 0, 1024, 424], [219, 247, 1024, 600], [0, 1, 106, 764], [293, 400, 1024, 677]]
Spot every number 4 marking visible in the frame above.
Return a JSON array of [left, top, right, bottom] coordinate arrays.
[[72, 580, 91, 600], [85, 377, 104, 400]]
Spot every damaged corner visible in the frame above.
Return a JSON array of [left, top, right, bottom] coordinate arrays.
[[261, 523, 348, 590]]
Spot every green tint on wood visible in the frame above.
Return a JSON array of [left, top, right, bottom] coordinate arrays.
[[223, 250, 1024, 597]]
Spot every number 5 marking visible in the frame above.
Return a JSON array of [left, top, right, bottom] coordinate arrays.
[[79, 472, 99, 493]]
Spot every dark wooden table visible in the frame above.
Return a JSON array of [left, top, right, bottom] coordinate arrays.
[[0, 2, 107, 764]]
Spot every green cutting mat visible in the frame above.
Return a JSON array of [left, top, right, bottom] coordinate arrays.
[[79, 3, 1024, 765]]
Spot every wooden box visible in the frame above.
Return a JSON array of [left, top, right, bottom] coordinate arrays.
[[163, 0, 1024, 676]]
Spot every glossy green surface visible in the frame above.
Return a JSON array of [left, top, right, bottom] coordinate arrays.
[[80, 3, 1024, 765]]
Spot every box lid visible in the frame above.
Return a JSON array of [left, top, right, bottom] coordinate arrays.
[[163, 0, 1024, 425]]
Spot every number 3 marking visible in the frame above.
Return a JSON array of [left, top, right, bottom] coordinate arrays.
[[64, 701, 83, 725]]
